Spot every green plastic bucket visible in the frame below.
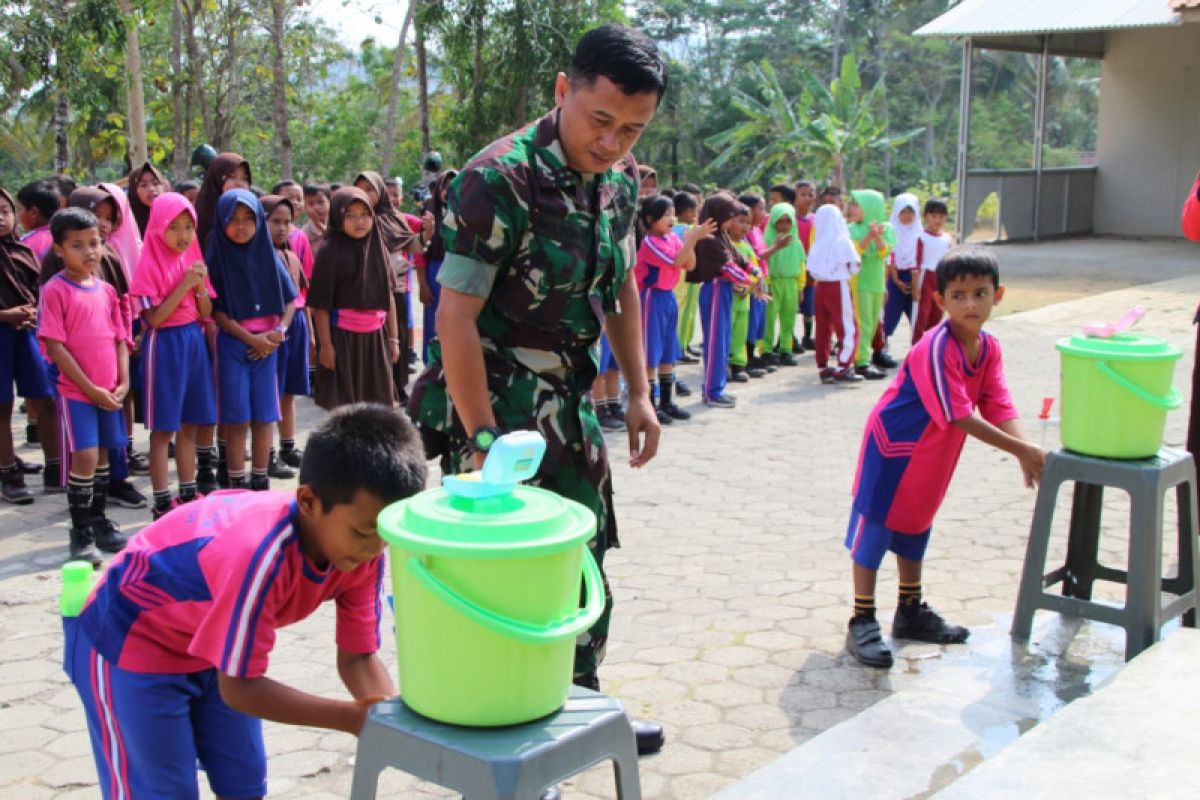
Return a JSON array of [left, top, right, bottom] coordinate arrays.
[[1056, 332, 1183, 459], [377, 432, 602, 726]]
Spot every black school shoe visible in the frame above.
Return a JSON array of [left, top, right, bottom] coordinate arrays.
[[279, 447, 304, 468], [872, 350, 898, 369], [835, 368, 864, 383], [847, 616, 894, 668], [107, 479, 148, 509], [674, 379, 692, 397], [267, 450, 296, 479], [730, 366, 750, 383], [819, 368, 838, 385], [677, 351, 699, 364], [68, 525, 103, 566], [661, 402, 691, 421], [2, 471, 34, 505], [16, 456, 42, 474], [855, 365, 888, 380], [654, 407, 675, 425], [778, 353, 799, 367], [892, 602, 969, 644], [91, 518, 129, 554]]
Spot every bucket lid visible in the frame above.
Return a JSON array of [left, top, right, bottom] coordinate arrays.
[[1056, 332, 1182, 362], [377, 484, 596, 559]]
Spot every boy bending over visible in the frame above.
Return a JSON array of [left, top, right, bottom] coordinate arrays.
[[845, 245, 1045, 668], [64, 403, 427, 798]]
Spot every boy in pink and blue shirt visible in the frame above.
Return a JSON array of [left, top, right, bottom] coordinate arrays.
[[37, 208, 130, 564], [64, 404, 427, 800], [845, 245, 1046, 668], [16, 179, 60, 260]]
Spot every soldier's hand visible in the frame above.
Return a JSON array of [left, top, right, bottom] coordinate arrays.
[[624, 393, 660, 469]]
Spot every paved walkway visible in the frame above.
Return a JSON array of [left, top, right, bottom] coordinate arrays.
[[2, 265, 1198, 798]]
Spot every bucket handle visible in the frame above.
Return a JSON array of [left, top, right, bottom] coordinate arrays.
[[405, 549, 604, 645], [1096, 360, 1182, 411]]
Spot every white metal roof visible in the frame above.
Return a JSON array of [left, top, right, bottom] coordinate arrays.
[[916, 0, 1182, 37]]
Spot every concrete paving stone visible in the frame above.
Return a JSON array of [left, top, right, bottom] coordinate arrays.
[[716, 746, 787, 778], [0, 702, 55, 730], [800, 706, 858, 730], [0, 786, 55, 800], [39, 755, 101, 789], [39, 706, 86, 734], [659, 659, 728, 685], [42, 729, 92, 759], [669, 771, 737, 799], [611, 677, 689, 703], [647, 743, 714, 776], [633, 645, 699, 665], [724, 703, 793, 732], [0, 660, 58, 687], [658, 699, 723, 728], [701, 645, 769, 667], [269, 748, 341, 779], [692, 680, 765, 708], [776, 685, 839, 714], [679, 722, 757, 751], [0, 750, 56, 784]]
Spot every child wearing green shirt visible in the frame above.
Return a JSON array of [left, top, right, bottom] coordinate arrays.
[[847, 190, 895, 380], [759, 202, 806, 366]]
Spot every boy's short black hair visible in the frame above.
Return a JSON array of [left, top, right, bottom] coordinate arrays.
[[769, 184, 797, 204], [17, 180, 61, 222], [299, 403, 427, 509], [174, 178, 201, 193], [47, 174, 77, 201], [570, 24, 668, 102], [924, 198, 949, 216], [329, 182, 344, 192], [795, 180, 815, 192], [50, 207, 100, 244], [271, 179, 298, 194], [738, 192, 764, 211], [936, 244, 1000, 294], [303, 182, 332, 199], [639, 194, 674, 228], [660, 187, 676, 198], [678, 182, 702, 196], [673, 191, 698, 215], [818, 186, 842, 201]]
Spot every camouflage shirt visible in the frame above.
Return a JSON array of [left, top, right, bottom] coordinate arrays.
[[409, 110, 639, 549]]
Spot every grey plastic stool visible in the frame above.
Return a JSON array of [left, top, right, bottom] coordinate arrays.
[[349, 685, 641, 799], [1012, 447, 1200, 660]]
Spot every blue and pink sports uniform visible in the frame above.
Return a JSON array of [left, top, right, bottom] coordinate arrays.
[[38, 274, 127, 452], [635, 232, 684, 369], [846, 320, 1018, 569], [20, 225, 53, 260], [64, 490, 385, 799]]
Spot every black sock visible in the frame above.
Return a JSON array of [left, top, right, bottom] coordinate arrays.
[[46, 458, 61, 482], [659, 376, 674, 408], [90, 465, 110, 518], [281, 438, 295, 453], [228, 470, 247, 488], [68, 473, 93, 528], [217, 440, 228, 466], [153, 489, 172, 508], [899, 581, 922, 612], [197, 446, 215, 470], [178, 481, 197, 502], [251, 467, 268, 480], [125, 435, 135, 455], [853, 595, 876, 621]]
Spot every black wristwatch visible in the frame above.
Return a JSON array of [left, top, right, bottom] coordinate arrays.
[[469, 426, 502, 454]]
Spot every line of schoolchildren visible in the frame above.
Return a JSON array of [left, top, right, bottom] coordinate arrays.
[[1, 156, 435, 565], [592, 175, 960, 430]]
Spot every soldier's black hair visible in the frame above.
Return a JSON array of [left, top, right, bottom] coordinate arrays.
[[818, 186, 842, 201], [924, 198, 949, 217], [50, 207, 99, 244], [174, 178, 201, 193], [679, 182, 702, 196], [639, 194, 675, 229], [299, 403, 427, 509], [303, 182, 332, 199], [795, 180, 816, 192], [738, 192, 765, 211], [936, 244, 1000, 294], [570, 24, 668, 102], [271, 179, 298, 194], [769, 184, 797, 204], [16, 180, 61, 222]]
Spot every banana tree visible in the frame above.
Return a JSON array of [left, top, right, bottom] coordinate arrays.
[[706, 54, 924, 190]]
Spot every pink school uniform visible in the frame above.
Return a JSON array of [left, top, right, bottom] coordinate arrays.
[[21, 226, 53, 260]]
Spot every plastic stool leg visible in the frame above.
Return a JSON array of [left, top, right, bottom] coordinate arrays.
[[1063, 482, 1105, 598], [612, 742, 643, 799], [349, 734, 386, 800], [1123, 483, 1166, 660], [1013, 470, 1065, 640], [1174, 481, 1200, 627]]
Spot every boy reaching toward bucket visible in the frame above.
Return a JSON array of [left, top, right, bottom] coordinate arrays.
[[63, 404, 427, 799], [845, 245, 1046, 668]]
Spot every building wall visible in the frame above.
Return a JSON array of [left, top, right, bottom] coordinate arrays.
[[1095, 24, 1200, 237]]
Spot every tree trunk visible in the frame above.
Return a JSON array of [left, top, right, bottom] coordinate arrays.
[[117, 0, 148, 168], [380, 0, 417, 177], [171, 0, 188, 178], [416, 5, 431, 156], [182, 1, 211, 146], [269, 0, 292, 179], [471, 1, 485, 136], [52, 0, 69, 172], [830, 0, 849, 82]]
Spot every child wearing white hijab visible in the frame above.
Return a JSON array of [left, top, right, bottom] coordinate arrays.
[[882, 193, 921, 348], [807, 204, 862, 384]]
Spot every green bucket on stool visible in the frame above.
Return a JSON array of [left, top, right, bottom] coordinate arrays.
[[378, 431, 603, 726], [1056, 332, 1183, 459]]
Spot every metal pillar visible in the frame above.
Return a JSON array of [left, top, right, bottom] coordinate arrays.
[[1032, 35, 1050, 240], [955, 38, 973, 242]]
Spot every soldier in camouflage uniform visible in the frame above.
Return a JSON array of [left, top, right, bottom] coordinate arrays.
[[408, 24, 668, 754]]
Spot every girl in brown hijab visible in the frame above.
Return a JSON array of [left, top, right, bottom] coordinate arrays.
[[0, 186, 59, 499], [195, 152, 252, 249], [353, 170, 418, 401], [691, 191, 750, 408], [307, 187, 400, 410], [127, 161, 167, 237]]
